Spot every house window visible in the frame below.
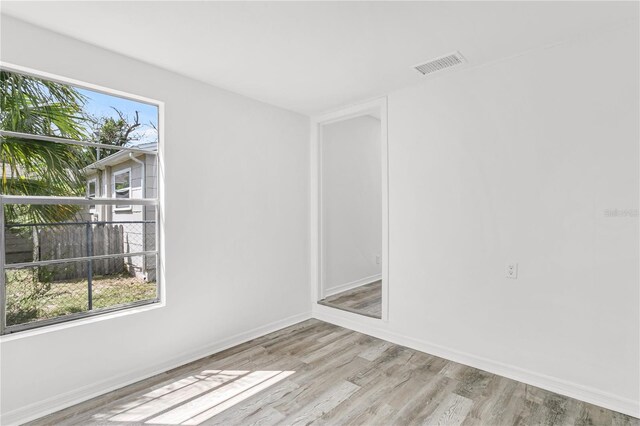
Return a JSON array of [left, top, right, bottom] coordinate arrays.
[[0, 66, 162, 335], [112, 168, 132, 212], [87, 178, 97, 214]]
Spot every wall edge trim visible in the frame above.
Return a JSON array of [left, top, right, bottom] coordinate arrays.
[[312, 307, 640, 419], [323, 274, 382, 297]]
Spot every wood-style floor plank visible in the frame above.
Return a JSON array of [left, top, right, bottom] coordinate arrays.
[[318, 281, 382, 318], [26, 319, 639, 426]]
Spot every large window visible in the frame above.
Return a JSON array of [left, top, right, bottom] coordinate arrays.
[[0, 66, 162, 334]]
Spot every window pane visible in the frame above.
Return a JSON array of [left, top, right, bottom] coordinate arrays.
[[0, 69, 158, 146], [1, 68, 158, 200], [87, 180, 97, 212], [1, 139, 157, 200], [0, 138, 96, 197], [5, 261, 90, 326], [114, 171, 130, 191], [4, 255, 157, 328], [4, 203, 157, 264], [115, 189, 130, 199], [88, 181, 96, 197], [1, 68, 161, 334]]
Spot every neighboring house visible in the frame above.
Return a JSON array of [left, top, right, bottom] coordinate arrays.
[[84, 142, 157, 281]]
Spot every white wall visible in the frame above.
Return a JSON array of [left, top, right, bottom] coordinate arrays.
[[321, 116, 382, 295], [2, 11, 638, 424], [316, 21, 640, 416], [0, 16, 310, 424]]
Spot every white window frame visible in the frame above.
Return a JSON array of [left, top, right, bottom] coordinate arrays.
[[87, 177, 98, 214], [112, 167, 132, 212], [0, 62, 164, 336]]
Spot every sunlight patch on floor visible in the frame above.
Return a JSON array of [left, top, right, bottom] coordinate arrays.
[[91, 370, 295, 425]]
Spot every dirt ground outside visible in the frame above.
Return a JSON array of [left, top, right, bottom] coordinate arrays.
[[5, 270, 157, 327]]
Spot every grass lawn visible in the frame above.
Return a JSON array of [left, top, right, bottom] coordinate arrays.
[[5, 270, 157, 327]]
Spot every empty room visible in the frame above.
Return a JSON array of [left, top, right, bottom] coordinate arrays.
[[0, 2, 638, 425]]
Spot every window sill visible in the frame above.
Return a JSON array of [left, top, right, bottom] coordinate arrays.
[[0, 301, 165, 342]]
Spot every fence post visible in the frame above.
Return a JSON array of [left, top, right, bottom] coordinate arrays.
[[86, 222, 93, 310]]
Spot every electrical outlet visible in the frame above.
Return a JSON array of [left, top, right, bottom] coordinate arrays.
[[506, 263, 518, 279], [375, 255, 381, 265]]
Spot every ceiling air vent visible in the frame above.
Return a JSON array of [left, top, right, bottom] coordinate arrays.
[[414, 51, 465, 76]]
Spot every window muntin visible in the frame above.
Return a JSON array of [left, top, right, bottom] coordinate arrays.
[[0, 66, 161, 334], [4, 204, 157, 264], [0, 137, 97, 197], [4, 254, 157, 328]]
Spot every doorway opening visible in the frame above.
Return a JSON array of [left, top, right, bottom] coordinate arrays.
[[312, 99, 388, 320]]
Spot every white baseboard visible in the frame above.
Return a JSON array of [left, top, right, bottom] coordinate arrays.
[[1, 311, 312, 426], [323, 273, 382, 297], [312, 306, 640, 419]]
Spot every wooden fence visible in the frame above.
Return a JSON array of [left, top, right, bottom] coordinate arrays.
[[6, 224, 126, 281], [5, 229, 33, 264], [41, 223, 125, 280]]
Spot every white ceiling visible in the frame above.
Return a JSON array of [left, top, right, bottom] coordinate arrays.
[[1, 1, 637, 115]]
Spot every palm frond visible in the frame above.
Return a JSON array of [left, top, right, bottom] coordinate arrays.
[[1, 70, 93, 224]]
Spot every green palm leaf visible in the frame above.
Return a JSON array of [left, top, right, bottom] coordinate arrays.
[[0, 70, 93, 224]]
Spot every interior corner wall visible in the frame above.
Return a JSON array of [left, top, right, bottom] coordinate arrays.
[[0, 15, 310, 423], [322, 116, 382, 293], [386, 21, 639, 411], [316, 20, 639, 417]]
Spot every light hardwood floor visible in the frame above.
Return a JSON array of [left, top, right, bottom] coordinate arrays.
[[318, 281, 382, 318], [28, 319, 638, 426]]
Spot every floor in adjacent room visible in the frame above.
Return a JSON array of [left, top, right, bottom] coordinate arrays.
[[318, 280, 382, 318], [28, 319, 638, 426]]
